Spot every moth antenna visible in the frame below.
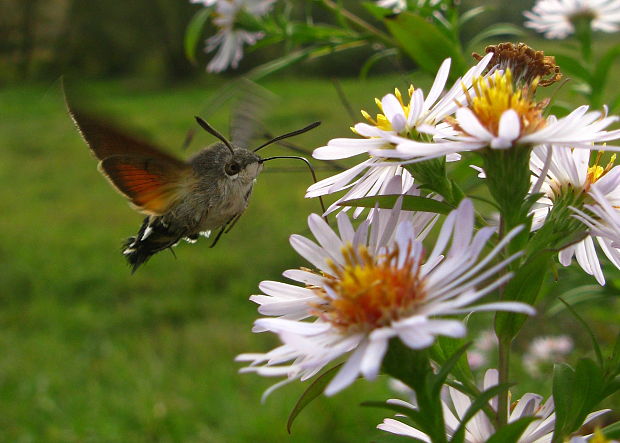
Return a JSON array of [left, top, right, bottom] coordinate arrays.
[[260, 155, 328, 222], [194, 116, 235, 154], [253, 121, 321, 153]]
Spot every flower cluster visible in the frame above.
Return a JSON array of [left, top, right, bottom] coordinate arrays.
[[187, 0, 620, 433], [524, 0, 620, 39], [307, 55, 492, 216], [194, 0, 276, 72], [530, 145, 620, 284], [235, 42, 620, 441], [378, 369, 610, 442]]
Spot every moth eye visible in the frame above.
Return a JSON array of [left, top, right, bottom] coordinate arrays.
[[225, 161, 241, 176]]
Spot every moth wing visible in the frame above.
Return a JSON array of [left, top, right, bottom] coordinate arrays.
[[99, 155, 195, 216], [67, 103, 185, 167], [230, 80, 273, 148]]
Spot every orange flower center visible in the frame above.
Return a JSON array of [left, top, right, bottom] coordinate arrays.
[[311, 243, 426, 333]]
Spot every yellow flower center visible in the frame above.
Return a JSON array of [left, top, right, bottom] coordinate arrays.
[[458, 69, 547, 139], [311, 243, 426, 333], [589, 428, 612, 443], [358, 86, 415, 134], [586, 152, 616, 190]]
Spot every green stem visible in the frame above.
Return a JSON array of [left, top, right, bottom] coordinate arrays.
[[497, 336, 510, 427], [495, 213, 510, 428], [481, 147, 533, 259], [382, 342, 448, 443], [318, 0, 397, 47], [574, 15, 593, 64]]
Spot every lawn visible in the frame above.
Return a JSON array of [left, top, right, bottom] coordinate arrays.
[[1, 71, 619, 442], [0, 74, 429, 442]]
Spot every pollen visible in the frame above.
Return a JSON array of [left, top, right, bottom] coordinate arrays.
[[458, 69, 547, 139], [310, 243, 426, 333]]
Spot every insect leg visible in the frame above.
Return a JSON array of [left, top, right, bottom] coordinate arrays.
[[209, 213, 240, 248], [209, 225, 227, 248], [224, 213, 242, 234]]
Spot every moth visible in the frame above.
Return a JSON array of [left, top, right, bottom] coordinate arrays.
[[67, 97, 320, 272]]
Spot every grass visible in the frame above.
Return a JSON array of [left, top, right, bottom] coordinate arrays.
[[1, 70, 619, 442], [0, 74, 427, 442]]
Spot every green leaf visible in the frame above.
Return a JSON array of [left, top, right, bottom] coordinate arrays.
[[362, 2, 393, 20], [459, 6, 487, 26], [435, 337, 474, 393], [338, 195, 453, 214], [431, 342, 471, 396], [287, 363, 342, 433], [609, 91, 620, 113], [552, 363, 576, 441], [247, 46, 317, 80], [450, 383, 512, 443], [382, 12, 466, 79], [603, 376, 620, 397], [602, 420, 620, 439], [382, 339, 432, 391], [495, 251, 553, 341], [572, 358, 605, 427], [592, 43, 620, 104], [546, 285, 604, 316], [287, 23, 357, 44], [466, 24, 526, 53], [557, 297, 604, 367], [554, 53, 592, 82], [184, 8, 211, 65], [485, 417, 538, 443], [552, 359, 605, 441], [360, 48, 399, 79], [608, 331, 620, 375]]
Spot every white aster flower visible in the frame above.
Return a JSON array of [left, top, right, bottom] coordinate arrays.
[[523, 335, 573, 376], [306, 54, 493, 215], [377, 0, 407, 11], [530, 144, 620, 284], [237, 199, 534, 396], [378, 369, 610, 442], [467, 329, 498, 369], [204, 0, 275, 72], [573, 180, 620, 273], [391, 69, 620, 161], [524, 0, 620, 39], [467, 351, 487, 370], [576, 185, 620, 241], [528, 335, 573, 358]]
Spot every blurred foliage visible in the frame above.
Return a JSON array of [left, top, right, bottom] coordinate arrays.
[[0, 0, 537, 83]]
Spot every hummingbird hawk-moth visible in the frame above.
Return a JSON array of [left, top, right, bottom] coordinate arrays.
[[66, 96, 320, 272]]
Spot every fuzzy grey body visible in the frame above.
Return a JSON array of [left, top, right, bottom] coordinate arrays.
[[124, 143, 262, 271]]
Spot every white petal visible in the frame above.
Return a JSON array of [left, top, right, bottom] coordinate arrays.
[[324, 339, 368, 395], [456, 107, 494, 141], [313, 138, 386, 160], [382, 94, 406, 131]]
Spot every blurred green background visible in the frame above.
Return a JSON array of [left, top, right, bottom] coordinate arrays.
[[1, 0, 619, 441]]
